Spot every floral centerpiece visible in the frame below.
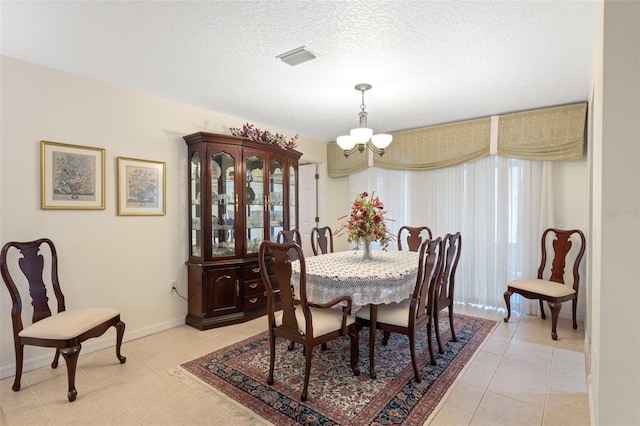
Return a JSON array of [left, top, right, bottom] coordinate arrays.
[[229, 122, 298, 150], [336, 191, 391, 260]]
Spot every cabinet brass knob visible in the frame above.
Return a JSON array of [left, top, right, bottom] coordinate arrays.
[[249, 282, 258, 289], [249, 298, 258, 304]]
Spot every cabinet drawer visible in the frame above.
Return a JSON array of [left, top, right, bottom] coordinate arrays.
[[244, 279, 264, 295], [243, 264, 263, 280], [243, 292, 267, 310]]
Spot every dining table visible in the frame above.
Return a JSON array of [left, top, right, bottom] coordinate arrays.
[[291, 249, 420, 379]]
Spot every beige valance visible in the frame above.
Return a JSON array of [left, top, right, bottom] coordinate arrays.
[[327, 102, 587, 177], [373, 117, 491, 171], [497, 103, 587, 160], [327, 142, 369, 177]]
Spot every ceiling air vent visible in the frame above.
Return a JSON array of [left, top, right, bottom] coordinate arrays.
[[276, 46, 317, 66]]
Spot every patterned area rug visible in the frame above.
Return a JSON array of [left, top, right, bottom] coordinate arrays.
[[181, 313, 496, 425]]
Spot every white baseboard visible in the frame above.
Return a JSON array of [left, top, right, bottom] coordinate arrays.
[[0, 316, 186, 380]]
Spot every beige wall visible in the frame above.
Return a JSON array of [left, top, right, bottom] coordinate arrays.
[[0, 57, 331, 377]]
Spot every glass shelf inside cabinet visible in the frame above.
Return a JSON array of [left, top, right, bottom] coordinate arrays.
[[246, 157, 264, 254], [191, 152, 202, 257], [289, 164, 297, 231], [211, 152, 236, 257], [269, 160, 284, 241]]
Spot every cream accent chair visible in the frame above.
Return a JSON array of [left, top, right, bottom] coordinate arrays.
[[258, 241, 359, 401], [356, 237, 443, 381], [504, 228, 586, 340], [1, 238, 126, 402]]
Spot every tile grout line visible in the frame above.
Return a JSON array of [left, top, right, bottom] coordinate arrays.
[[467, 311, 522, 426]]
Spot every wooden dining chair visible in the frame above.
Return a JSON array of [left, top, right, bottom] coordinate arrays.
[[258, 241, 359, 401], [355, 237, 443, 381], [276, 229, 302, 260], [397, 226, 433, 252], [433, 232, 462, 354], [504, 228, 586, 340], [310, 226, 334, 255], [0, 238, 126, 402]]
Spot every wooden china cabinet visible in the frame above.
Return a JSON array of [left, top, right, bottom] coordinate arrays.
[[183, 132, 301, 329]]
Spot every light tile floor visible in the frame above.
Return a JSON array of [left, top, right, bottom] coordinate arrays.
[[0, 305, 589, 425]]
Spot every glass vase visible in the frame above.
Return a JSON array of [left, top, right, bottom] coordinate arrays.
[[362, 239, 373, 261]]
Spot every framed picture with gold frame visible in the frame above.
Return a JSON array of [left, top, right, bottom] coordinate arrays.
[[117, 157, 166, 216], [40, 140, 105, 210]]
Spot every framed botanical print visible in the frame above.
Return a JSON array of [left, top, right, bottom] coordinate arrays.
[[40, 141, 105, 209], [117, 157, 166, 216]]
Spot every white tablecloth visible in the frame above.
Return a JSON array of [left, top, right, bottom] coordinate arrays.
[[291, 250, 419, 307]]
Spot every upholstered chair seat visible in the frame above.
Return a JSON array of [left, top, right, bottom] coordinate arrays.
[[355, 301, 411, 328], [276, 307, 356, 338], [506, 279, 576, 298], [19, 307, 121, 340]]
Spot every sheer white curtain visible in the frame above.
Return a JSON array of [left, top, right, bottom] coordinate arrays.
[[348, 156, 553, 313]]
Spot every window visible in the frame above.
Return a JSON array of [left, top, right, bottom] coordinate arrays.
[[349, 156, 550, 312]]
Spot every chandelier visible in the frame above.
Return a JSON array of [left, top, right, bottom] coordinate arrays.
[[336, 83, 393, 157]]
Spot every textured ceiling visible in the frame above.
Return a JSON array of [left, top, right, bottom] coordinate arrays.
[[1, 1, 597, 143]]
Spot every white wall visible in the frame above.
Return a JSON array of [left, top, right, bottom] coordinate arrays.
[[0, 57, 331, 378], [554, 159, 589, 320], [589, 1, 640, 424]]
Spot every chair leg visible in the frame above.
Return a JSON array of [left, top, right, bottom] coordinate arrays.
[[409, 330, 421, 383], [349, 325, 360, 376], [539, 299, 546, 320], [572, 298, 578, 330], [503, 290, 512, 322], [60, 345, 81, 402], [267, 332, 276, 385], [115, 321, 127, 363], [426, 320, 436, 366], [301, 344, 313, 402], [449, 303, 457, 342], [12, 343, 23, 392], [52, 348, 60, 369], [434, 311, 444, 354], [548, 302, 562, 341], [382, 331, 391, 345]]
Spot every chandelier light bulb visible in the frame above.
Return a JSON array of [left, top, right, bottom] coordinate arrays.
[[350, 127, 373, 145], [337, 135, 357, 150], [371, 134, 393, 149], [337, 83, 392, 157]]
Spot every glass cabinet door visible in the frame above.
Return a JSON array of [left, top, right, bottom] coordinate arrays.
[[190, 152, 202, 257], [246, 155, 265, 254], [269, 158, 284, 241], [289, 163, 297, 231], [211, 151, 236, 257]]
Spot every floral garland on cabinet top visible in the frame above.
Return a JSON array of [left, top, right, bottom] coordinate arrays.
[[229, 123, 298, 150]]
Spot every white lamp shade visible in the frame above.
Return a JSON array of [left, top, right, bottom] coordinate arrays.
[[350, 127, 373, 144], [371, 134, 393, 149], [337, 135, 357, 150]]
